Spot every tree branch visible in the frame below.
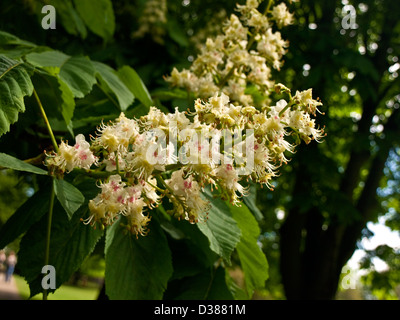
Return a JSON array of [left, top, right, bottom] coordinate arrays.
[[338, 106, 400, 267]]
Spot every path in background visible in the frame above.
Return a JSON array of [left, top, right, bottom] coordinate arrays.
[[0, 273, 22, 300]]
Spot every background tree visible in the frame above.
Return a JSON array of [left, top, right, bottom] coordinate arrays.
[[0, 0, 399, 300], [259, 0, 400, 299]]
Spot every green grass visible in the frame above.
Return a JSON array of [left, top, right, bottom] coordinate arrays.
[[13, 274, 101, 300]]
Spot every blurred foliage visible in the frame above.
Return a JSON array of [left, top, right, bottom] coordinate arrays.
[[254, 0, 400, 298], [0, 0, 399, 299], [0, 171, 31, 229], [360, 244, 400, 299]]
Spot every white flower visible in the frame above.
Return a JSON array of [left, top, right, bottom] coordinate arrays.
[[50, 134, 97, 173], [192, 49, 224, 74], [213, 163, 246, 204], [271, 3, 294, 28], [247, 8, 270, 30], [224, 15, 248, 41], [116, 113, 140, 138], [289, 109, 304, 130], [263, 113, 285, 134], [236, 0, 260, 13], [253, 142, 277, 179], [98, 126, 120, 153], [128, 137, 166, 179], [143, 177, 161, 207], [74, 134, 98, 170], [196, 74, 220, 99], [44, 0, 327, 238], [167, 107, 191, 131], [55, 141, 77, 173], [165, 67, 198, 92], [293, 89, 323, 115], [166, 169, 210, 223], [141, 107, 169, 131], [248, 62, 273, 88], [125, 198, 150, 238], [84, 174, 152, 236], [209, 92, 230, 111], [84, 175, 126, 227], [132, 0, 167, 44], [100, 175, 127, 214], [223, 78, 253, 107], [95, 113, 140, 153], [103, 151, 126, 172], [256, 29, 288, 70], [229, 48, 251, 67], [298, 113, 325, 143], [86, 195, 108, 226]]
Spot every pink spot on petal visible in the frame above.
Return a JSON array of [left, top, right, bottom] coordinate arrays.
[[184, 180, 192, 189]]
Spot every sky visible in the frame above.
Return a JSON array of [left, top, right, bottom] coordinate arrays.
[[348, 216, 400, 272]]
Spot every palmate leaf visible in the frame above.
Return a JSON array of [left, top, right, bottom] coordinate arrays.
[[0, 152, 47, 175], [73, 0, 115, 42], [0, 30, 36, 48], [25, 50, 97, 98], [31, 71, 75, 136], [93, 61, 134, 112], [53, 178, 85, 220], [105, 216, 173, 300], [0, 55, 33, 137], [197, 190, 242, 264], [118, 65, 153, 109], [165, 267, 233, 300], [25, 50, 98, 136], [0, 183, 51, 250], [18, 192, 103, 298], [0, 31, 37, 59], [51, 0, 88, 39], [242, 182, 264, 221], [229, 202, 269, 298]]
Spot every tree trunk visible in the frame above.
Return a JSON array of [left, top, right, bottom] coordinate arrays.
[[279, 110, 398, 299], [278, 0, 400, 300]]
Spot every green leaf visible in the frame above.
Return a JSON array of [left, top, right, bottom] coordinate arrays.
[[51, 0, 87, 39], [242, 182, 263, 221], [167, 19, 189, 47], [152, 87, 189, 101], [225, 271, 248, 300], [0, 55, 33, 137], [0, 185, 50, 249], [18, 199, 104, 298], [59, 56, 96, 98], [165, 221, 217, 281], [0, 31, 36, 59], [165, 267, 234, 300], [53, 178, 85, 220], [31, 71, 75, 136], [335, 50, 380, 81], [73, 0, 115, 42], [105, 216, 173, 300], [26, 51, 97, 98], [229, 203, 269, 298], [93, 61, 134, 111], [0, 30, 36, 48], [197, 190, 242, 264], [0, 152, 47, 175], [118, 66, 153, 109], [26, 50, 69, 71]]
